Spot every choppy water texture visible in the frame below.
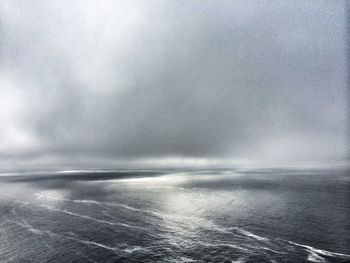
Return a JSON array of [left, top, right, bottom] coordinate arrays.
[[0, 167, 349, 262]]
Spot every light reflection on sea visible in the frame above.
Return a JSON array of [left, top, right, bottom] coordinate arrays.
[[0, 167, 349, 262]]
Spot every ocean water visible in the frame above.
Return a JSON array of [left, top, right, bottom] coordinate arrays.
[[0, 167, 349, 262]]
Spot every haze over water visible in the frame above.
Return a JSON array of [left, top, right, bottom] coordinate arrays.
[[1, 167, 349, 262], [1, 1, 349, 262]]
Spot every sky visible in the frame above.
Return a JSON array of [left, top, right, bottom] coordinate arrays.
[[0, 0, 348, 171]]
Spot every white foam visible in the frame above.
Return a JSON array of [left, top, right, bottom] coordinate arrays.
[[178, 256, 196, 262], [123, 246, 149, 254], [14, 219, 119, 252], [65, 199, 109, 209], [16, 220, 45, 236], [244, 244, 284, 255], [229, 227, 269, 241], [79, 239, 117, 251], [20, 201, 147, 231], [197, 241, 249, 252], [39, 195, 157, 215], [71, 198, 161, 217], [44, 205, 147, 230], [288, 241, 350, 258], [307, 251, 326, 262]]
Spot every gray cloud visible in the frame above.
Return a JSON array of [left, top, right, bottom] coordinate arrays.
[[0, 0, 348, 171]]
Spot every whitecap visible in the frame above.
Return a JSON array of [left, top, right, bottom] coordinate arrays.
[[229, 227, 269, 241], [307, 251, 326, 262], [288, 241, 350, 258]]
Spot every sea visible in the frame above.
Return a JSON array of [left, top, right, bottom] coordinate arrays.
[[0, 166, 349, 262]]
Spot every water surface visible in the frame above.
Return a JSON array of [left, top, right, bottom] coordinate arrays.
[[0, 167, 349, 262]]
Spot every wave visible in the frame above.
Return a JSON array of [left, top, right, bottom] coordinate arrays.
[[15, 220, 46, 236], [231, 259, 246, 263], [307, 251, 326, 263], [122, 246, 149, 254], [36, 193, 158, 215], [288, 240, 350, 258], [15, 195, 350, 262], [41, 205, 148, 230], [34, 192, 271, 243], [242, 244, 285, 255], [12, 219, 149, 255], [199, 224, 270, 242], [35, 193, 232, 232], [196, 241, 249, 252], [177, 256, 197, 262], [14, 200, 147, 231], [13, 219, 118, 251], [229, 227, 269, 241]]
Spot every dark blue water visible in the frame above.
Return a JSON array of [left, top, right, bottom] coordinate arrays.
[[0, 167, 349, 262]]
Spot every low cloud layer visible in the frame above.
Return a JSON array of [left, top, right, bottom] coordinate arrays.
[[0, 0, 348, 171]]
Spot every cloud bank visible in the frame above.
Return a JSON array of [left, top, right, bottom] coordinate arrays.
[[0, 0, 348, 171]]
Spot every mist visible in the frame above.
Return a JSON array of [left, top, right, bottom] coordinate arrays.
[[0, 0, 348, 171]]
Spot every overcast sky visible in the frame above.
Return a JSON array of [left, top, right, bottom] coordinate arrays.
[[0, 0, 348, 171]]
